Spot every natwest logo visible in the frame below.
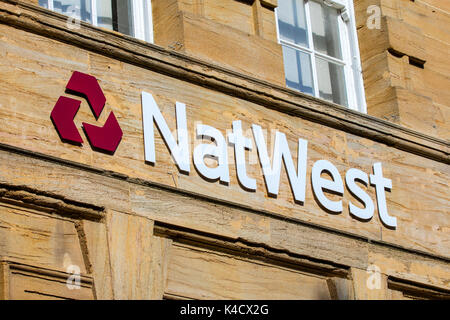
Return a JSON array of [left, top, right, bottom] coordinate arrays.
[[51, 71, 123, 153]]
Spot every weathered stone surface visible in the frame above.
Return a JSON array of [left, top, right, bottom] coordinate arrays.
[[106, 211, 154, 299], [148, 235, 172, 300], [354, 0, 450, 140], [327, 277, 355, 300], [368, 244, 450, 290], [0, 262, 8, 300], [0, 150, 131, 214], [152, 0, 285, 85], [165, 243, 333, 299], [0, 203, 86, 273], [7, 264, 94, 300], [82, 220, 114, 300]]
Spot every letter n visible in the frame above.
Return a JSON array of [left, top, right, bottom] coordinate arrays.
[[141, 91, 190, 173]]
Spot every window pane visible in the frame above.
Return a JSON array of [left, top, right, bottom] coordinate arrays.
[[114, 0, 134, 36], [96, 0, 134, 37], [282, 45, 314, 95], [53, 0, 92, 23], [96, 0, 113, 30], [315, 57, 347, 106], [277, 0, 309, 48], [309, 1, 342, 59]]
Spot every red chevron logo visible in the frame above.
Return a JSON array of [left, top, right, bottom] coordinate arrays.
[[51, 71, 123, 154]]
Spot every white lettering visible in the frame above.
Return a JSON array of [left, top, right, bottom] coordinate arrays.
[[311, 160, 344, 213], [228, 121, 256, 191], [346, 168, 375, 220], [140, 92, 396, 228], [252, 124, 308, 203], [370, 162, 397, 228], [193, 124, 230, 183], [141, 91, 190, 173]]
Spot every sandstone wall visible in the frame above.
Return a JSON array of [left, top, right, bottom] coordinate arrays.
[[355, 0, 450, 140], [0, 0, 448, 299]]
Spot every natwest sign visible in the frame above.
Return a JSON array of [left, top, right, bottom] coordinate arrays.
[[50, 72, 397, 230], [141, 91, 397, 229]]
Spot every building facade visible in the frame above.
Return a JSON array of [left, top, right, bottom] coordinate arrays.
[[0, 0, 448, 299]]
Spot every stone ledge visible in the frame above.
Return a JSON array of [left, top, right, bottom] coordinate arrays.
[[0, 183, 105, 221], [154, 221, 351, 279], [388, 276, 450, 299]]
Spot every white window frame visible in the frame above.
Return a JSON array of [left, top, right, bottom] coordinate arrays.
[[275, 0, 366, 113], [44, 0, 153, 43]]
